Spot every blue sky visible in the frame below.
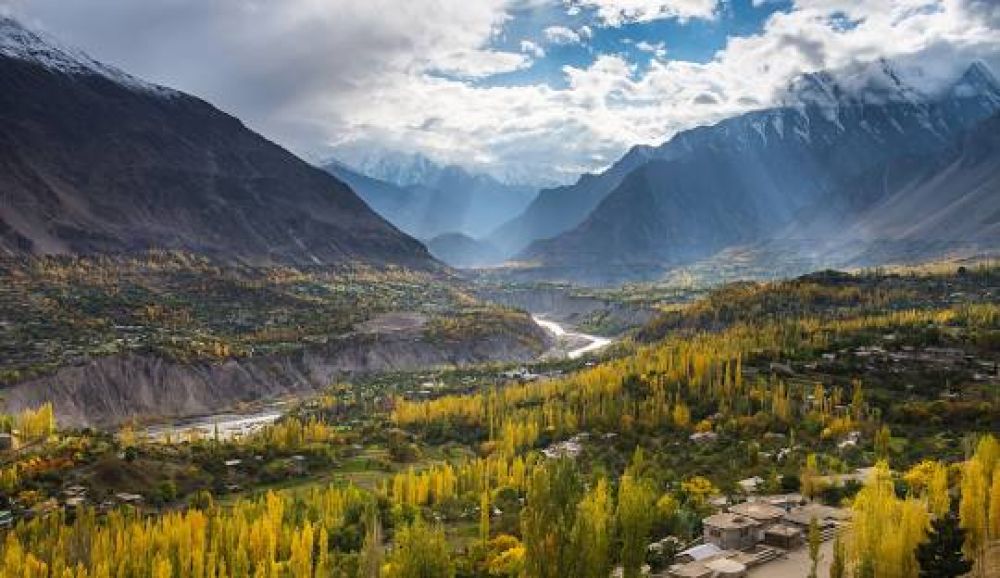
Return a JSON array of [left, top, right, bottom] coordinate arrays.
[[7, 0, 1000, 186], [474, 0, 794, 89]]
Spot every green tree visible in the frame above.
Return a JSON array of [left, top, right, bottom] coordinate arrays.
[[915, 514, 973, 578], [574, 477, 613, 578], [875, 425, 892, 461], [387, 519, 453, 578], [808, 517, 822, 578], [521, 459, 583, 578], [830, 531, 845, 578], [618, 473, 656, 578], [359, 507, 383, 578]]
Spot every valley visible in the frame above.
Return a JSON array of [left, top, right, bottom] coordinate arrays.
[[1, 10, 1000, 578]]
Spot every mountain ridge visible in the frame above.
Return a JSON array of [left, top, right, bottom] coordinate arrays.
[[0, 17, 434, 269], [513, 59, 1000, 284], [323, 157, 536, 242]]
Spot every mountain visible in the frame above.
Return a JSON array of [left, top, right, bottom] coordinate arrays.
[[0, 18, 432, 268], [329, 149, 445, 189], [487, 145, 656, 256], [816, 109, 1000, 264], [425, 233, 503, 269], [514, 60, 1000, 284], [323, 153, 537, 239]]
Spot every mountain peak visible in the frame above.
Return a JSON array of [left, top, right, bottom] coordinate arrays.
[[949, 60, 1000, 102], [780, 58, 924, 109], [0, 16, 174, 96]]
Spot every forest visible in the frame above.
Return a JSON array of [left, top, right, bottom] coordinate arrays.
[[1, 265, 999, 577]]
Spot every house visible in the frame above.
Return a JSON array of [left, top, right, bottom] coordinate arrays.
[[0, 433, 17, 451], [755, 493, 804, 510], [669, 551, 749, 578], [64, 496, 87, 509], [728, 501, 786, 526], [703, 513, 761, 551], [763, 523, 802, 549], [115, 492, 144, 505], [783, 503, 850, 530], [689, 431, 719, 444], [675, 543, 723, 564], [63, 485, 87, 498], [736, 477, 763, 494]]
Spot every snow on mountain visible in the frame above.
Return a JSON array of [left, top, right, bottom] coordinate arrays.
[[513, 60, 1000, 284], [0, 17, 175, 96]]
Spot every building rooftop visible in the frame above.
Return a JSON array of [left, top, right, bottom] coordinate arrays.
[[729, 501, 787, 522], [704, 512, 761, 530], [765, 523, 803, 538], [784, 503, 851, 527], [678, 543, 723, 561]]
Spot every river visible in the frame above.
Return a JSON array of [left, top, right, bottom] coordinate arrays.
[[143, 404, 285, 441], [144, 318, 612, 439], [532, 316, 614, 359]]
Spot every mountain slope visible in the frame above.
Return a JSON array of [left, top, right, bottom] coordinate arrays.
[[829, 111, 1000, 262], [516, 60, 1000, 284], [0, 18, 432, 268], [487, 144, 655, 256], [324, 155, 536, 240], [425, 233, 503, 269]]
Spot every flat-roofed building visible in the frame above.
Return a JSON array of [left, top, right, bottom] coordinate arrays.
[[703, 513, 762, 551]]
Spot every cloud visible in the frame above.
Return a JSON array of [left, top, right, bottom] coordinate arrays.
[[1, 0, 522, 153], [3, 0, 1000, 186], [544, 25, 583, 44], [635, 40, 668, 58], [569, 0, 721, 26], [521, 39, 546, 57]]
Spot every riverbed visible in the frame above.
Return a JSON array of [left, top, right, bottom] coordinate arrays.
[[143, 403, 285, 441], [144, 317, 613, 439], [532, 316, 614, 359]]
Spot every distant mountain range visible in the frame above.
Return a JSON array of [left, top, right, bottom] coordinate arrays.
[[508, 60, 1000, 284], [0, 18, 432, 268], [322, 155, 536, 242]]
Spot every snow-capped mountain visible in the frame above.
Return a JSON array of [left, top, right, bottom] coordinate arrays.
[[495, 59, 1000, 262], [323, 154, 537, 241], [513, 59, 1000, 284], [0, 16, 174, 96], [333, 149, 444, 189], [0, 17, 432, 268]]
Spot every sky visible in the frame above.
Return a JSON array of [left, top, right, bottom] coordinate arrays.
[[3, 0, 1000, 185]]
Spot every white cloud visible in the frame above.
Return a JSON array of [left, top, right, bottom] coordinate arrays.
[[4, 0, 1000, 186], [569, 0, 721, 26], [635, 40, 667, 58], [520, 39, 546, 58], [544, 25, 582, 44], [431, 49, 531, 78]]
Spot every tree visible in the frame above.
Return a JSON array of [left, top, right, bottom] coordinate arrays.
[[829, 531, 845, 578], [875, 425, 892, 461], [521, 460, 583, 578], [359, 508, 383, 578], [480, 490, 491, 547], [801, 454, 822, 500], [959, 459, 987, 567], [617, 474, 655, 578], [916, 514, 973, 578], [385, 519, 453, 578], [808, 517, 822, 578], [575, 477, 612, 578]]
